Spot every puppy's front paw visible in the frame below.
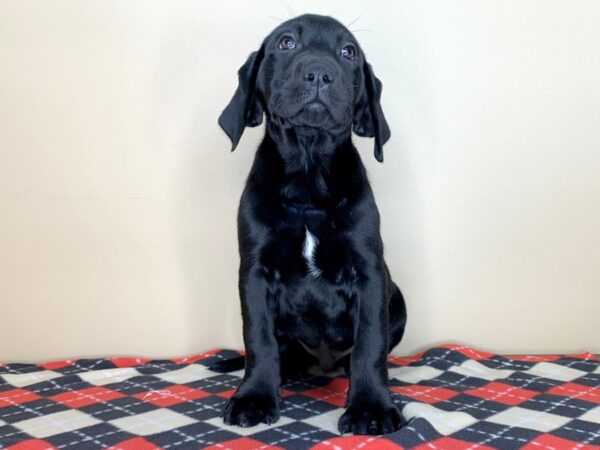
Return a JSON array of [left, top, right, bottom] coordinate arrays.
[[338, 400, 405, 435], [223, 393, 280, 427]]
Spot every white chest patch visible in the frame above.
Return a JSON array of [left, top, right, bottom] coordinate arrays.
[[302, 227, 322, 277]]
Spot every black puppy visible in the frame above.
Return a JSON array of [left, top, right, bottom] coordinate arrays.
[[217, 14, 407, 435]]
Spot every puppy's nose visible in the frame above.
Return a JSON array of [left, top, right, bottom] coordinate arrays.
[[303, 67, 334, 86]]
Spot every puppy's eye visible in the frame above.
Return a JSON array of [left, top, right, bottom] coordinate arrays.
[[341, 45, 356, 61], [278, 36, 296, 50]]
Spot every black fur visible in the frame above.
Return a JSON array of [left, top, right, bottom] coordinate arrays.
[[217, 14, 407, 435]]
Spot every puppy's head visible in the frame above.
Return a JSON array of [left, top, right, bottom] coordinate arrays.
[[219, 14, 390, 162]]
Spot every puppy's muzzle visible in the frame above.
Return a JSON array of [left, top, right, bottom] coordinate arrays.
[[296, 57, 340, 106], [302, 61, 335, 87]]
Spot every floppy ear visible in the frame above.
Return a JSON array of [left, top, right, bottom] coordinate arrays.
[[218, 47, 265, 151], [352, 62, 391, 162]]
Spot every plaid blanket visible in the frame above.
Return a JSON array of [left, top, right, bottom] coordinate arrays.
[[1, 345, 598, 449]]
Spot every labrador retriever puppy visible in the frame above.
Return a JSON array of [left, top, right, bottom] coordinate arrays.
[[217, 14, 407, 435]]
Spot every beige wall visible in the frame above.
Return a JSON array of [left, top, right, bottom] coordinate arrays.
[[1, 1, 599, 362]]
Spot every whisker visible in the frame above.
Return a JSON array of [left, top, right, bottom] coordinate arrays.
[[279, 0, 295, 18], [268, 15, 285, 23], [346, 15, 362, 29], [350, 28, 375, 33]]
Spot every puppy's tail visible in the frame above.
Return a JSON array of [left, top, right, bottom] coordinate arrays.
[[209, 356, 245, 373]]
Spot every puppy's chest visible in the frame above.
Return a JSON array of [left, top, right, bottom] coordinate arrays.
[[301, 228, 321, 277], [289, 216, 340, 281], [280, 202, 331, 274]]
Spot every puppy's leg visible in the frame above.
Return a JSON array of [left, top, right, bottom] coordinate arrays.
[[338, 272, 406, 435], [388, 282, 407, 352], [222, 266, 281, 427]]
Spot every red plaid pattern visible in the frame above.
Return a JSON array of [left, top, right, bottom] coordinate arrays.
[[50, 387, 124, 408], [1, 345, 598, 449], [464, 382, 539, 406]]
